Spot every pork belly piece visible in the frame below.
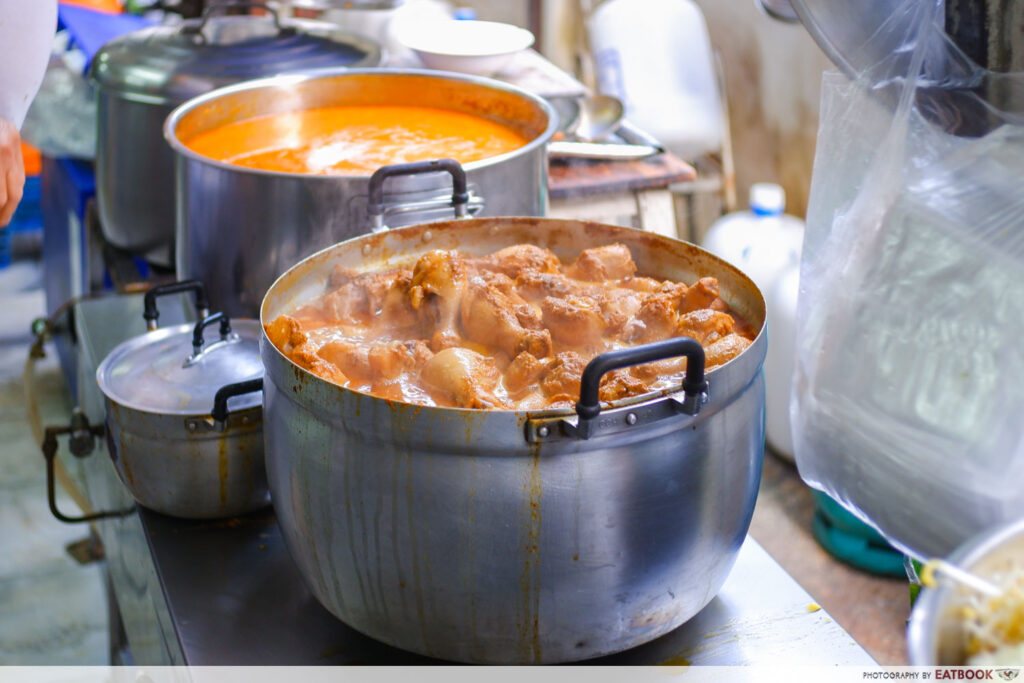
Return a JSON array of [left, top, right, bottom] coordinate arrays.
[[304, 267, 416, 329], [280, 340, 348, 386], [540, 351, 586, 402], [265, 315, 307, 353], [678, 277, 721, 313], [626, 292, 679, 343], [704, 333, 752, 368], [460, 274, 552, 358], [628, 357, 688, 381], [617, 276, 662, 293], [540, 294, 607, 347], [408, 249, 469, 349], [594, 288, 643, 336], [318, 339, 432, 383], [420, 347, 509, 409], [598, 369, 649, 402], [515, 270, 583, 301], [566, 243, 637, 282], [676, 309, 736, 345], [473, 244, 561, 278], [504, 351, 548, 395]]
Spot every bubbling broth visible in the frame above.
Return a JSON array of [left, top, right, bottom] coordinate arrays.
[[266, 243, 758, 410], [184, 105, 529, 175]]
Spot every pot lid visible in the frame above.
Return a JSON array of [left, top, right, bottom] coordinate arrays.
[[90, 13, 381, 105], [97, 317, 263, 416]]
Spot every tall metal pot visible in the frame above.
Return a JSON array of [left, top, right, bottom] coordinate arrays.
[[91, 7, 381, 267], [165, 69, 557, 318], [259, 217, 767, 664]]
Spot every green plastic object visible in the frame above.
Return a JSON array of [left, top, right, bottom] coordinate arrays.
[[811, 491, 906, 577]]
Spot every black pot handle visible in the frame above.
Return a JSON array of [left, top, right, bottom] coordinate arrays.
[[182, 1, 293, 38], [211, 378, 264, 430], [42, 410, 134, 524], [191, 311, 232, 357], [143, 280, 210, 331], [574, 337, 709, 440], [367, 158, 469, 232]]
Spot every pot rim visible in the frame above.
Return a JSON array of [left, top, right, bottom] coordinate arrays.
[[259, 217, 767, 417], [162, 67, 559, 180], [90, 18, 383, 107]]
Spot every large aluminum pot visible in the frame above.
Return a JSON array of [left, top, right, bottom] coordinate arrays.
[[166, 68, 557, 318], [91, 7, 381, 267], [259, 217, 767, 663]]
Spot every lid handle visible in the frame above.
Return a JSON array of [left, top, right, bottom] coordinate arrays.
[[143, 280, 210, 331], [182, 2, 294, 39], [190, 311, 234, 360]]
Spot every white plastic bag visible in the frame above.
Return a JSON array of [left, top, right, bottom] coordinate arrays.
[[793, 0, 1024, 560]]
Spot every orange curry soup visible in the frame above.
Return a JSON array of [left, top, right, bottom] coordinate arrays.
[[184, 105, 529, 175]]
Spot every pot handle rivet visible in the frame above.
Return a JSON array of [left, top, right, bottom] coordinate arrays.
[[626, 413, 638, 425]]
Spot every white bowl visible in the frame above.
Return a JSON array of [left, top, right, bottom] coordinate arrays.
[[395, 19, 535, 76]]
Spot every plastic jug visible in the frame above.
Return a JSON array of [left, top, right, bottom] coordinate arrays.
[[701, 183, 804, 459], [587, 0, 722, 160], [764, 262, 800, 459]]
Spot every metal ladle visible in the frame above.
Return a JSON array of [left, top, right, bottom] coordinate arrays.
[[567, 94, 625, 142], [548, 94, 663, 160]]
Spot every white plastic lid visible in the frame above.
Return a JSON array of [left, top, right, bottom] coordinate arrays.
[[750, 182, 785, 216]]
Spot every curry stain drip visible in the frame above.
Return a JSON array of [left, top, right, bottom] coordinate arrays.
[[518, 443, 544, 662], [217, 436, 229, 507], [184, 105, 528, 175]]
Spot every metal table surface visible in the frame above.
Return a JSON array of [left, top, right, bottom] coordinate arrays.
[[58, 293, 875, 667], [141, 507, 875, 666]]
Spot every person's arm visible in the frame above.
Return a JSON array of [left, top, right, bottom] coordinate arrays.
[[0, 0, 57, 226]]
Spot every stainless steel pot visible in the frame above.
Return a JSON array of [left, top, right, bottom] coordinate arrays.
[[95, 281, 268, 519], [91, 4, 381, 267], [165, 68, 557, 318], [259, 217, 767, 663]]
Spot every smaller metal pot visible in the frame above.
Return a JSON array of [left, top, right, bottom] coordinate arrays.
[[94, 281, 268, 519]]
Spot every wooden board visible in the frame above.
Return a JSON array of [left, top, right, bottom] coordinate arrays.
[[548, 152, 696, 200]]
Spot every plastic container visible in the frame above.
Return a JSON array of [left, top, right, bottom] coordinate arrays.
[[701, 183, 804, 459], [587, 0, 722, 160], [764, 263, 800, 458]]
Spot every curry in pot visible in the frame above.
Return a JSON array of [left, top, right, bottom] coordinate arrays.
[[267, 243, 756, 410], [184, 105, 529, 175]]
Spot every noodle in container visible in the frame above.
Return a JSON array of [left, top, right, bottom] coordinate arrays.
[[908, 517, 1024, 665]]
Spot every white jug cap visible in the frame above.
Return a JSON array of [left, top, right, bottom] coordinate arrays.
[[750, 182, 785, 216]]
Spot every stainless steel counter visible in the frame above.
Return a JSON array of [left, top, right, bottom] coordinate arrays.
[[142, 506, 875, 665], [55, 293, 875, 666]]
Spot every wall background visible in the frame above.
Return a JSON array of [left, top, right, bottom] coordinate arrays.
[[467, 0, 834, 219]]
